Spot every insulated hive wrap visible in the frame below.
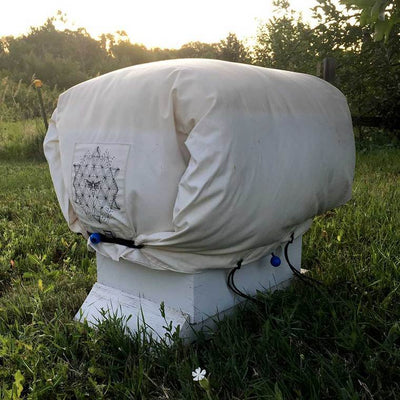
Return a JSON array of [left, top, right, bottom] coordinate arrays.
[[44, 59, 355, 273]]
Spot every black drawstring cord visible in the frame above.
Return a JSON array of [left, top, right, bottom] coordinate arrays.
[[284, 233, 323, 287], [227, 259, 264, 306], [87, 232, 144, 249], [227, 233, 324, 302]]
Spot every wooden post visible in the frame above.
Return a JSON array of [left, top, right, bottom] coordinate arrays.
[[322, 57, 336, 83], [33, 79, 48, 130], [316, 61, 322, 78]]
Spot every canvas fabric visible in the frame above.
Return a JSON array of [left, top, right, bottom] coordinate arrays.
[[44, 59, 355, 273]]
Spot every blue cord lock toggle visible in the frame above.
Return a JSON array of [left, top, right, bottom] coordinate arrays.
[[89, 232, 102, 245], [270, 253, 281, 267]]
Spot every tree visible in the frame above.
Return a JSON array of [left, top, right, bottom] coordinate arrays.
[[254, 0, 317, 73], [109, 39, 153, 68], [340, 0, 400, 41], [176, 41, 219, 59], [0, 16, 109, 88], [254, 0, 400, 133], [217, 33, 251, 63], [313, 0, 400, 132]]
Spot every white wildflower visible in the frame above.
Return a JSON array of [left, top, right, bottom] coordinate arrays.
[[192, 367, 206, 381]]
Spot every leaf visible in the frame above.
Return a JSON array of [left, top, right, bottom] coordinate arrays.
[[360, 8, 372, 25], [17, 341, 33, 351], [199, 378, 210, 391], [274, 382, 284, 400], [370, 0, 382, 21], [13, 370, 25, 399], [387, 322, 400, 342], [383, 13, 400, 41], [5, 370, 25, 400], [27, 253, 41, 266], [43, 284, 55, 294], [88, 366, 106, 378], [374, 19, 387, 41], [342, 0, 375, 8]]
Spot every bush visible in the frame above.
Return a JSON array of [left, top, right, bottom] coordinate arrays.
[[0, 74, 59, 123]]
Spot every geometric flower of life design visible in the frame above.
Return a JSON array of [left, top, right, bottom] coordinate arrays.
[[72, 146, 120, 224]]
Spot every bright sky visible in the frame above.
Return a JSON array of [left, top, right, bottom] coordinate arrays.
[[1, 0, 318, 49]]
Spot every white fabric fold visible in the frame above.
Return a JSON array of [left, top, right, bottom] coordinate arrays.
[[44, 59, 355, 273]]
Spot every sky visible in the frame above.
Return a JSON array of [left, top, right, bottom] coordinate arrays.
[[0, 0, 318, 49]]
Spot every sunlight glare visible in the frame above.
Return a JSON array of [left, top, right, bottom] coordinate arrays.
[[1, 0, 317, 48]]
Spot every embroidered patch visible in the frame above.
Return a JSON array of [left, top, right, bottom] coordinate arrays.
[[72, 146, 120, 223]]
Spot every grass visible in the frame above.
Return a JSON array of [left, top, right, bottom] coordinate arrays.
[[0, 123, 399, 399], [0, 120, 47, 162]]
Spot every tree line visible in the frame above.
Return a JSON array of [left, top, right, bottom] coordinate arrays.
[[0, 0, 399, 134]]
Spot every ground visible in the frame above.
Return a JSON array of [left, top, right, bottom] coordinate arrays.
[[0, 121, 399, 398]]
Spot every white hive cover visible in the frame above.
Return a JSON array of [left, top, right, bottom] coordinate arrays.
[[44, 59, 355, 273]]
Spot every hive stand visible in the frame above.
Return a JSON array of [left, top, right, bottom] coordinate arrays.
[[75, 236, 302, 341]]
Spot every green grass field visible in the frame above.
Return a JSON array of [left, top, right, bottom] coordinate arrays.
[[0, 122, 399, 399]]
